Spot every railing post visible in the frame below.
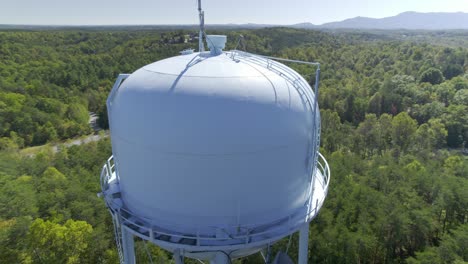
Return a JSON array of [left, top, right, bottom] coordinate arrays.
[[149, 227, 154, 241], [107, 158, 112, 176]]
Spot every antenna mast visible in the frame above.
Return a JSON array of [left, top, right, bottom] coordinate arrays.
[[198, 0, 205, 52]]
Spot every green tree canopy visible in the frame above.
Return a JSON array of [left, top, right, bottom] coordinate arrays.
[[24, 219, 93, 264], [420, 67, 445, 85]]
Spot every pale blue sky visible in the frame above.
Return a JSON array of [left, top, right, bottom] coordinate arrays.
[[1, 0, 467, 25]]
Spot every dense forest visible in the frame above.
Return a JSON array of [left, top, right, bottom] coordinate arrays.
[[0, 27, 467, 263]]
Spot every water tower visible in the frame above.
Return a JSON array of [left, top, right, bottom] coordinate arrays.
[[99, 2, 330, 263]]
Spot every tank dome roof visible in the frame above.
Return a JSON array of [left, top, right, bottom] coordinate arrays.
[[143, 52, 278, 77], [114, 51, 307, 110]]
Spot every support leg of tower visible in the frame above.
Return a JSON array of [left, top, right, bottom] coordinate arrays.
[[174, 249, 184, 264], [298, 223, 309, 264], [121, 226, 135, 264], [210, 252, 230, 264]]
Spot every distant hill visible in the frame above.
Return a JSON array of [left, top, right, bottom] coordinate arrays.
[[319, 12, 468, 30], [290, 22, 316, 29], [1, 12, 468, 30]]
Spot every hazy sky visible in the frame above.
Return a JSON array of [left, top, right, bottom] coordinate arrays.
[[1, 0, 467, 25]]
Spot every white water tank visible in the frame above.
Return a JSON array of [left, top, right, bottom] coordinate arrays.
[[107, 37, 320, 234]]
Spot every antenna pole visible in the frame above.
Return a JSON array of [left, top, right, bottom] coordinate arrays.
[[198, 0, 205, 52]]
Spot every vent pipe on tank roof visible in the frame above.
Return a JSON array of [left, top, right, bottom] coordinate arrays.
[[206, 35, 226, 55]]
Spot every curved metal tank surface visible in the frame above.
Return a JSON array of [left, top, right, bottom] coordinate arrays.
[[107, 49, 320, 232]]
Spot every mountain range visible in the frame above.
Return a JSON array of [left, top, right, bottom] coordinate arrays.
[[1, 12, 467, 30], [297, 11, 468, 30], [217, 12, 468, 30]]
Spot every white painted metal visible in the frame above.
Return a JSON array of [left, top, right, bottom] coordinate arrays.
[[298, 223, 309, 264], [101, 150, 329, 262], [102, 35, 331, 263], [174, 249, 184, 264], [107, 50, 319, 233], [210, 252, 229, 264], [206, 35, 226, 54], [122, 226, 136, 264], [197, 0, 205, 52]]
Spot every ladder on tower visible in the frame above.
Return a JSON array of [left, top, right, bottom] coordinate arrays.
[[112, 214, 125, 264]]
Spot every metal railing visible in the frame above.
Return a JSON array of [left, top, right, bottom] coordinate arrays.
[[229, 51, 322, 187], [317, 153, 330, 191], [112, 213, 125, 264], [100, 152, 330, 251], [229, 50, 317, 112], [100, 155, 124, 263], [100, 155, 115, 192]]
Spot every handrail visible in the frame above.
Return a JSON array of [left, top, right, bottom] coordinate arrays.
[[229, 50, 321, 186], [317, 152, 330, 194], [107, 74, 130, 109], [100, 152, 330, 248], [229, 50, 319, 102]]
